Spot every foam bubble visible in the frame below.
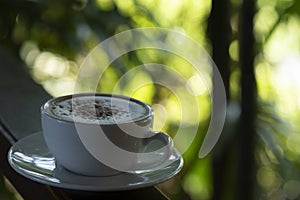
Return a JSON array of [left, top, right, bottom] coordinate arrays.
[[47, 96, 148, 124]]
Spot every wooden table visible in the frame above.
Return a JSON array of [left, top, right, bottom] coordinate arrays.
[[0, 47, 168, 200]]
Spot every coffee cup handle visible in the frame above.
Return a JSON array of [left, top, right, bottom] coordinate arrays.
[[132, 131, 173, 172]]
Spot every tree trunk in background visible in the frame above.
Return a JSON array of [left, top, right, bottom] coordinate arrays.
[[207, 0, 231, 199], [237, 0, 257, 199], [208, 0, 231, 99], [208, 0, 257, 199]]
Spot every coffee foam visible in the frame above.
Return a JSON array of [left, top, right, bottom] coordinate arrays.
[[47, 96, 148, 124]]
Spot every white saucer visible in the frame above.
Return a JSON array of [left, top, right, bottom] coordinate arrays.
[[8, 132, 183, 191]]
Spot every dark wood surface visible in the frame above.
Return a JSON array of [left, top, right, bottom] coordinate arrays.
[[0, 47, 168, 200]]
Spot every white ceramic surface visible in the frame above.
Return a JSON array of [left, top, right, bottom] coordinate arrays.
[[41, 93, 169, 176], [8, 132, 183, 191]]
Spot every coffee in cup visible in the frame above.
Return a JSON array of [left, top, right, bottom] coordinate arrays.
[[41, 93, 171, 176]]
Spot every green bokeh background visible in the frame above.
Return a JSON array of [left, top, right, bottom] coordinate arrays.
[[1, 0, 300, 199]]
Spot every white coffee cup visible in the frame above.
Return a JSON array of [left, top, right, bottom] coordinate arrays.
[[41, 93, 171, 176]]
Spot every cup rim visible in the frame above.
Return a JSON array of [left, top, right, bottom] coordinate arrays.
[[41, 93, 153, 125]]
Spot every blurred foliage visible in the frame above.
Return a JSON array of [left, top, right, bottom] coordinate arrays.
[[1, 0, 300, 199], [0, 172, 22, 200]]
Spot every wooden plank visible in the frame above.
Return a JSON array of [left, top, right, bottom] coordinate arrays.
[[0, 49, 51, 141], [0, 47, 167, 200], [0, 47, 71, 200], [65, 186, 168, 200]]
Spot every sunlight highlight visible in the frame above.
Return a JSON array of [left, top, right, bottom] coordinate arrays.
[[273, 54, 300, 115], [186, 75, 210, 96]]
